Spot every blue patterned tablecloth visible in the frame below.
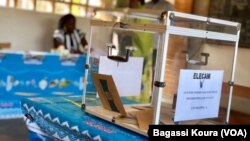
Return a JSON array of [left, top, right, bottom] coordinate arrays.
[[0, 51, 99, 119], [21, 96, 148, 141]]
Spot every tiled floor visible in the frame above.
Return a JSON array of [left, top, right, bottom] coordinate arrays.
[[0, 118, 28, 141], [227, 110, 250, 124], [160, 102, 250, 125]]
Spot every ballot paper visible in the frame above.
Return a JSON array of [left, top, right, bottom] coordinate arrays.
[[174, 69, 224, 122], [98, 56, 143, 97]]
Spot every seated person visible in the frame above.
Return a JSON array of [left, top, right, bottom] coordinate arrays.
[[53, 14, 88, 54]]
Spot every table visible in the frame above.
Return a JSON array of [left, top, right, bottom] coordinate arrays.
[[0, 43, 11, 49], [0, 51, 88, 119], [21, 96, 147, 141]]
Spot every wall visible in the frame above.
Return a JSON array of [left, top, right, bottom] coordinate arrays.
[[174, 0, 193, 13], [201, 44, 250, 87], [0, 7, 90, 52], [201, 44, 250, 114], [193, 0, 210, 16]]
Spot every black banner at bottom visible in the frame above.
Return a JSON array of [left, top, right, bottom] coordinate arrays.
[[148, 125, 250, 141]]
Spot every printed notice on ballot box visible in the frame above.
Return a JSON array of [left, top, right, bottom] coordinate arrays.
[[148, 125, 250, 141], [174, 70, 224, 122]]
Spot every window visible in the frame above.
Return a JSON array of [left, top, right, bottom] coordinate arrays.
[[36, 0, 53, 13], [1, 0, 103, 17], [16, 0, 34, 10], [0, 0, 15, 7], [8, 0, 15, 7], [58, 0, 71, 2], [89, 1, 102, 7], [72, 0, 86, 4], [0, 0, 7, 6], [55, 2, 70, 14], [71, 5, 85, 17]]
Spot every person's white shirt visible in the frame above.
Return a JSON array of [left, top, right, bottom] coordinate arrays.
[[53, 29, 86, 53]]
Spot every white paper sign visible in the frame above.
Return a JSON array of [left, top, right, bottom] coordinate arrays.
[[174, 69, 224, 122], [98, 56, 143, 97]]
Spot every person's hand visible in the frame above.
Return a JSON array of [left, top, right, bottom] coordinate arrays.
[[81, 37, 88, 47], [70, 50, 83, 54], [51, 45, 70, 55]]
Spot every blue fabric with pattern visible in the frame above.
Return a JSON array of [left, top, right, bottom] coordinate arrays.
[[0, 52, 97, 119], [21, 96, 147, 141]]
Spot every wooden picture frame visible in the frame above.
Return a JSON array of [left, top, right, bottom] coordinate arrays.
[[91, 72, 127, 116]]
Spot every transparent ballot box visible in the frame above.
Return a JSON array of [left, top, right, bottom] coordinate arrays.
[[81, 11, 241, 136], [158, 12, 240, 125]]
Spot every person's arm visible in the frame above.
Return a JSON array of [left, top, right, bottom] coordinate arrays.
[[53, 38, 64, 49], [77, 30, 88, 54], [79, 30, 88, 47], [81, 36, 88, 47], [52, 29, 70, 54]]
